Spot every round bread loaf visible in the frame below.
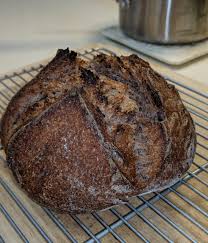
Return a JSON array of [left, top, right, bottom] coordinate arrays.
[[0, 49, 196, 214]]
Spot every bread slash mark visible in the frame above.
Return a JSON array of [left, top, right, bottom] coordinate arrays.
[[80, 67, 98, 85]]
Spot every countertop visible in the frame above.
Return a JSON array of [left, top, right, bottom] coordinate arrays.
[[0, 0, 208, 86]]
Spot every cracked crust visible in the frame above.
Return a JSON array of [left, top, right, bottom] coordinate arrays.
[[1, 48, 196, 214], [0, 49, 87, 150]]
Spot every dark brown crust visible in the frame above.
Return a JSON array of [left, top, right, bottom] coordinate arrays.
[[1, 49, 196, 214], [0, 48, 86, 149], [7, 94, 137, 213]]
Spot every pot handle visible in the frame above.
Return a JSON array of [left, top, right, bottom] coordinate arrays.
[[116, 0, 130, 8]]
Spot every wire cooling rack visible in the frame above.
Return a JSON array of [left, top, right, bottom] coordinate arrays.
[[0, 47, 207, 243]]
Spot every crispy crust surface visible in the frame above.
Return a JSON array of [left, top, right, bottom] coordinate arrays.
[[1, 49, 196, 213]]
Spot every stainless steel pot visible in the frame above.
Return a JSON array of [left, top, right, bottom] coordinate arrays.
[[118, 0, 208, 44]]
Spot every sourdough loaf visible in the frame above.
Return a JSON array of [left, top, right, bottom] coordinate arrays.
[[0, 48, 196, 214]]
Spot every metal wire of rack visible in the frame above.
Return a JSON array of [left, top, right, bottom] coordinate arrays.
[[0, 47, 207, 243]]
